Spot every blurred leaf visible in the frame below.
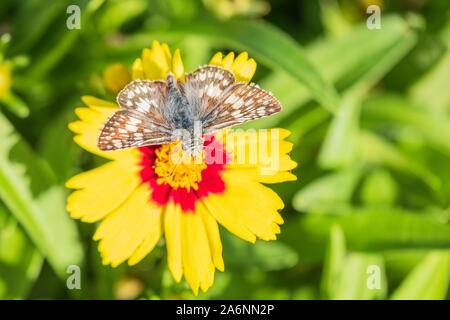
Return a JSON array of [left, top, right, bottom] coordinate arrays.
[[0, 112, 83, 277], [98, 0, 148, 32], [0, 90, 29, 118], [39, 108, 82, 183], [9, 0, 68, 54], [391, 250, 450, 300], [286, 107, 330, 143], [360, 169, 398, 206], [409, 51, 450, 116], [222, 231, 298, 271], [357, 130, 440, 190], [409, 19, 450, 116], [295, 208, 450, 254], [253, 14, 417, 127], [0, 205, 43, 299], [362, 93, 450, 156], [292, 168, 361, 214], [318, 91, 361, 168], [320, 224, 387, 300], [332, 253, 387, 300], [320, 224, 346, 299], [319, 0, 351, 38]]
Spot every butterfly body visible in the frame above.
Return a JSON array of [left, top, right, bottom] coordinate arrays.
[[98, 65, 282, 156]]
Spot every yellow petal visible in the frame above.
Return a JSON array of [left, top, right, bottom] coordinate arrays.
[[209, 52, 223, 66], [236, 58, 256, 83], [202, 194, 256, 243], [180, 211, 215, 294], [81, 96, 118, 110], [66, 153, 142, 223], [142, 49, 166, 80], [198, 202, 224, 271], [132, 58, 144, 80], [224, 128, 297, 179], [222, 52, 235, 69], [230, 52, 249, 81], [213, 169, 285, 241], [164, 202, 183, 282], [211, 51, 257, 82], [161, 43, 172, 64], [69, 101, 132, 160], [94, 184, 163, 267], [0, 64, 11, 99], [172, 48, 185, 81]]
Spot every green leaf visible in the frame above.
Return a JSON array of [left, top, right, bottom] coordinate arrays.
[[9, 0, 68, 54], [0, 112, 83, 277], [320, 224, 387, 300], [0, 91, 29, 118], [357, 130, 440, 190], [318, 91, 361, 168], [222, 231, 298, 271], [98, 0, 148, 32], [320, 224, 346, 298], [409, 20, 450, 116], [391, 250, 450, 300], [0, 205, 43, 299], [296, 208, 450, 253], [360, 169, 398, 206], [362, 93, 450, 157], [292, 168, 361, 214], [332, 253, 387, 300], [252, 14, 418, 128]]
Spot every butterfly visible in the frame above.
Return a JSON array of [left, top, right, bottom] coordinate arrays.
[[98, 65, 282, 156]]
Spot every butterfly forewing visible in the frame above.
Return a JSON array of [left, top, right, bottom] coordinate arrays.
[[98, 64, 283, 153], [117, 79, 171, 129], [203, 82, 282, 134], [98, 110, 173, 150], [98, 80, 173, 151], [185, 65, 236, 124]]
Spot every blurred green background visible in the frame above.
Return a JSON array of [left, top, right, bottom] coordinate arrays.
[[0, 0, 449, 300]]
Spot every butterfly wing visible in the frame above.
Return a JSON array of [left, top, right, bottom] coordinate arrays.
[[184, 65, 236, 124], [202, 82, 282, 134], [98, 80, 173, 151], [184, 65, 282, 134]]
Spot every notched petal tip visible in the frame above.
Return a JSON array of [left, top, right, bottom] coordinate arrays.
[[209, 52, 223, 66], [222, 52, 235, 69]]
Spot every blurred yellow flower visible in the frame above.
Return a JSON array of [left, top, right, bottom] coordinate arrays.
[[102, 63, 131, 94], [66, 41, 296, 294], [0, 64, 11, 99]]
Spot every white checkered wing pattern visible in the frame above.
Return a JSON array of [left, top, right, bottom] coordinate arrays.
[[185, 65, 282, 134], [98, 80, 173, 151]]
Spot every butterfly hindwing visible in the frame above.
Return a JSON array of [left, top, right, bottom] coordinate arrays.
[[98, 64, 283, 152], [203, 82, 282, 133]]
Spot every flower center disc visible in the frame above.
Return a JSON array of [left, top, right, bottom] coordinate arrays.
[[153, 142, 206, 191]]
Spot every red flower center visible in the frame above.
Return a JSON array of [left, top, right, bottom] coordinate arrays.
[[138, 135, 228, 213]]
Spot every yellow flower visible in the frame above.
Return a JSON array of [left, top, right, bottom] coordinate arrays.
[[102, 63, 131, 94], [66, 41, 297, 294], [0, 63, 11, 99]]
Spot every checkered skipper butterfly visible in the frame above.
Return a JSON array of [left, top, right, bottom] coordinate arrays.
[[98, 65, 282, 155]]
